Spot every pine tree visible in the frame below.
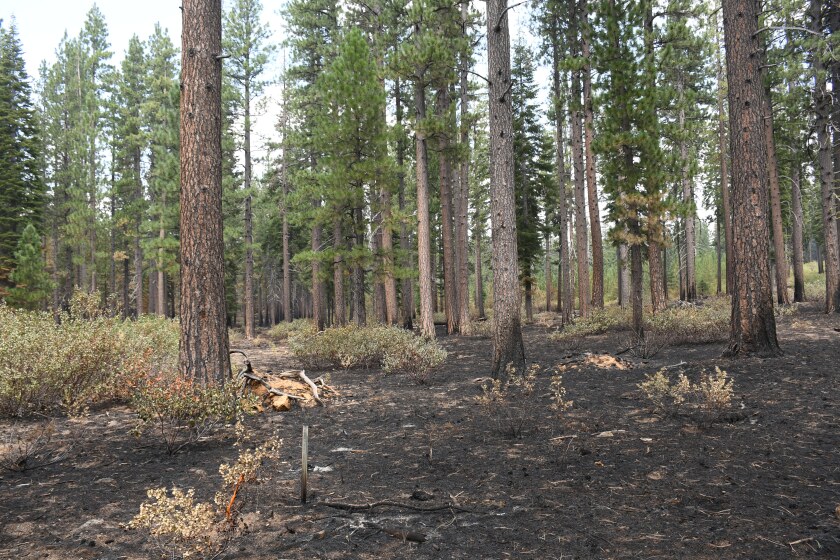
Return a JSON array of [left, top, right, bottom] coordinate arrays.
[[0, 20, 44, 295], [8, 224, 53, 310], [224, 0, 274, 338], [488, 0, 526, 377], [179, 0, 230, 384]]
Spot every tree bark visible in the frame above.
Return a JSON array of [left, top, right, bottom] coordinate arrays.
[[244, 81, 255, 338], [414, 77, 435, 338], [457, 11, 472, 333], [179, 0, 230, 384], [545, 235, 552, 312], [474, 221, 485, 319], [790, 162, 805, 302], [571, 69, 590, 320], [436, 87, 458, 334], [715, 15, 733, 296], [763, 85, 789, 305], [488, 0, 526, 377], [721, 0, 781, 356], [333, 218, 346, 325], [351, 205, 366, 326], [679, 96, 696, 302], [381, 186, 399, 325], [581, 0, 603, 309], [551, 16, 572, 326], [311, 213, 326, 331], [396, 78, 414, 329], [812, 0, 840, 313]]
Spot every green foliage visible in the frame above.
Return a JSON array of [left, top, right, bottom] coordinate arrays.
[[0, 298, 178, 417], [0, 20, 44, 291], [288, 324, 447, 378], [130, 375, 247, 455], [266, 319, 315, 341], [7, 224, 53, 310]]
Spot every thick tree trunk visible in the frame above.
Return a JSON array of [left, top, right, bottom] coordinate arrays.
[[488, 0, 526, 377], [715, 16, 733, 295], [571, 70, 590, 320], [371, 207, 386, 324], [722, 0, 781, 356], [716, 214, 722, 294], [415, 78, 435, 338], [790, 163, 805, 302], [649, 242, 666, 312], [179, 0, 230, 384], [545, 235, 552, 312], [311, 216, 326, 331], [351, 206, 367, 326], [380, 187, 399, 325], [436, 87, 459, 335], [630, 241, 644, 335], [282, 190, 292, 323], [581, 0, 603, 309]]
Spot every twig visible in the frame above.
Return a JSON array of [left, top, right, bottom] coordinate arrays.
[[298, 370, 323, 405]]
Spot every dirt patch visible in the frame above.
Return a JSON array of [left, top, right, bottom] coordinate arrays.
[[1, 304, 838, 558]]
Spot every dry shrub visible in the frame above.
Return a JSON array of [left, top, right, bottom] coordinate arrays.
[[477, 364, 572, 438], [639, 366, 734, 422], [127, 434, 281, 559], [619, 329, 671, 359], [0, 420, 68, 472], [467, 320, 493, 339], [647, 297, 729, 345], [552, 307, 631, 342]]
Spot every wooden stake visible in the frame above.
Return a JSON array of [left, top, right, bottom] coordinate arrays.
[[301, 425, 309, 504]]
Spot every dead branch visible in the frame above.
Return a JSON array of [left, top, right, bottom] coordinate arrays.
[[319, 499, 475, 513], [298, 370, 323, 405]]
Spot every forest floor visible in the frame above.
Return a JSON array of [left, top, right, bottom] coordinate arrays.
[[1, 303, 839, 559]]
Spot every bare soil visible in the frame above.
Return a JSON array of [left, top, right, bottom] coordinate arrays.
[[1, 303, 838, 559]]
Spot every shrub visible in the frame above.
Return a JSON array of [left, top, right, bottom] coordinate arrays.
[[0, 420, 68, 472], [467, 320, 493, 339], [619, 329, 671, 359], [128, 436, 281, 559], [477, 364, 572, 438], [646, 297, 730, 345], [130, 376, 248, 455], [266, 319, 315, 341], [0, 301, 179, 417], [381, 336, 448, 384], [288, 325, 447, 379], [638, 366, 734, 422], [552, 307, 631, 341]]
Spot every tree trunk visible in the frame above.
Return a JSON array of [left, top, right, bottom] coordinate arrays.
[[716, 213, 722, 295], [371, 208, 386, 324], [244, 81, 255, 338], [457, 14, 472, 333], [551, 17, 572, 326], [581, 0, 603, 309], [415, 78, 435, 338], [311, 215, 326, 331], [545, 235, 552, 312], [649, 241, 666, 312], [381, 186, 399, 325], [790, 163, 805, 302], [474, 218, 485, 319], [488, 0, 526, 377], [395, 78, 414, 329], [763, 85, 789, 305], [179, 0, 230, 384], [333, 218, 346, 326], [812, 0, 840, 312], [437, 87, 458, 335], [571, 69, 590, 320], [715, 15, 733, 296], [679, 95, 697, 302], [722, 0, 781, 356], [351, 206, 366, 326], [282, 189, 292, 323]]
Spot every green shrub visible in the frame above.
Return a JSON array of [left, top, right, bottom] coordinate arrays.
[[646, 297, 729, 345], [288, 324, 447, 380], [266, 319, 315, 341], [131, 375, 247, 455], [552, 307, 631, 341], [0, 301, 179, 417]]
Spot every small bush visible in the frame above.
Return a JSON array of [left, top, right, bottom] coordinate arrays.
[[639, 366, 734, 422], [467, 320, 493, 339], [619, 329, 671, 359], [288, 325, 447, 379], [381, 336, 447, 384], [128, 435, 281, 559], [477, 364, 572, 438], [131, 376, 248, 455], [552, 307, 631, 341], [647, 298, 730, 345], [0, 420, 68, 472], [266, 319, 315, 341]]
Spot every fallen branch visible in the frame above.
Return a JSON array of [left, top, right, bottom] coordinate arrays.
[[369, 523, 427, 543], [298, 370, 323, 405], [266, 388, 306, 400], [320, 499, 474, 513]]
